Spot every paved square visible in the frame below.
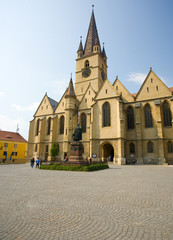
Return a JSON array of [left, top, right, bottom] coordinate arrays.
[[0, 164, 173, 240]]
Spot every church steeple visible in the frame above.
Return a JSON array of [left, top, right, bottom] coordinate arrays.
[[84, 5, 100, 55], [77, 36, 83, 58]]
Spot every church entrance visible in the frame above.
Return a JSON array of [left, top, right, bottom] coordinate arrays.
[[102, 143, 114, 162]]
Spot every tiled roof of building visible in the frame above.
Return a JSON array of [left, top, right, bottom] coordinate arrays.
[[48, 97, 58, 111], [84, 11, 100, 55], [0, 131, 27, 143]]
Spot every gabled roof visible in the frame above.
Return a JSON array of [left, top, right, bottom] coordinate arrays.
[[84, 10, 100, 55], [0, 131, 27, 143], [47, 97, 58, 111]]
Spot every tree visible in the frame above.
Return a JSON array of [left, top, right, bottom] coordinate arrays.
[[50, 143, 59, 159]]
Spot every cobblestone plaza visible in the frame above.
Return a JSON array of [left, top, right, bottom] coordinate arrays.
[[0, 164, 173, 240]]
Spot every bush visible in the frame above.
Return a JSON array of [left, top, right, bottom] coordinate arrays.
[[39, 163, 109, 172]]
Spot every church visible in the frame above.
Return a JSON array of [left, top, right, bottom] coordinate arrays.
[[28, 9, 173, 165]]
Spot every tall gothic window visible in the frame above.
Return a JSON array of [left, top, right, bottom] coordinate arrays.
[[144, 104, 153, 128], [147, 141, 153, 153], [102, 102, 110, 127], [163, 101, 172, 127], [36, 119, 40, 136], [127, 106, 134, 129], [129, 143, 135, 154], [60, 115, 64, 134], [47, 117, 51, 135], [81, 113, 86, 133], [168, 141, 173, 153]]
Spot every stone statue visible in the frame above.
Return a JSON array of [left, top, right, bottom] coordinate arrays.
[[72, 123, 82, 142]]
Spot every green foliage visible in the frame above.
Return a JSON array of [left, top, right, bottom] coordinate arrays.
[[50, 143, 59, 158], [40, 163, 109, 172]]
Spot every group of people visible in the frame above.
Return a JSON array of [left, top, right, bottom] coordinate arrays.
[[30, 157, 40, 168]]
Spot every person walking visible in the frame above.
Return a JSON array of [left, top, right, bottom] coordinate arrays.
[[36, 158, 40, 168]]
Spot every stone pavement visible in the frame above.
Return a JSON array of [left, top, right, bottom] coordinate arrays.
[[0, 164, 173, 240]]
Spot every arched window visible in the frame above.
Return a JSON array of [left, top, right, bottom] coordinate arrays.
[[163, 101, 172, 127], [127, 106, 134, 129], [147, 141, 153, 153], [102, 102, 110, 127], [144, 104, 153, 128], [81, 113, 86, 133], [36, 119, 40, 136], [85, 60, 89, 68], [47, 117, 51, 135], [60, 115, 64, 134], [129, 143, 135, 154], [168, 141, 173, 153]]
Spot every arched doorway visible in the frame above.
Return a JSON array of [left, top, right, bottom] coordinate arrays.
[[102, 143, 114, 162]]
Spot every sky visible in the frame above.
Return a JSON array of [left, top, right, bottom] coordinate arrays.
[[0, 0, 173, 140]]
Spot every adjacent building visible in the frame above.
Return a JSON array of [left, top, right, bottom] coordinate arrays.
[[0, 131, 27, 164], [27, 9, 173, 165]]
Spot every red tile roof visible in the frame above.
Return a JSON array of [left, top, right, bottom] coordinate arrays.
[[0, 131, 27, 143]]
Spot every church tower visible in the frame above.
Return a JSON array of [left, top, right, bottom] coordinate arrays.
[[75, 6, 107, 101]]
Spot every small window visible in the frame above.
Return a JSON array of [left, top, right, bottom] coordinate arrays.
[[85, 60, 89, 68], [156, 86, 159, 91], [147, 141, 154, 153], [85, 98, 87, 103], [4, 143, 8, 148], [151, 78, 153, 83], [46, 145, 49, 153], [106, 89, 107, 94], [129, 143, 135, 154], [116, 86, 118, 90], [168, 141, 173, 153], [66, 129, 67, 135], [147, 87, 149, 92], [14, 144, 17, 148]]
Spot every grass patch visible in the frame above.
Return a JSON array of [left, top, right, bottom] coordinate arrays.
[[39, 163, 109, 172]]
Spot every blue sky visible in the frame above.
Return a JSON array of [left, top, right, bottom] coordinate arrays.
[[0, 0, 173, 140]]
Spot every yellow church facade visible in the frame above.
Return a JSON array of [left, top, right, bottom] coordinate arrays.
[[27, 10, 173, 165]]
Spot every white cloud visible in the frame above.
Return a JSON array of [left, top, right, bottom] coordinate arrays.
[[11, 102, 39, 112], [126, 72, 146, 84], [0, 91, 4, 96]]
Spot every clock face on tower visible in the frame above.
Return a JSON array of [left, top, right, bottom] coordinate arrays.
[[82, 68, 91, 78]]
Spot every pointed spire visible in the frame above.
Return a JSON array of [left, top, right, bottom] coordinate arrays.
[[102, 43, 107, 58], [65, 74, 76, 98], [77, 36, 83, 52], [84, 7, 100, 55]]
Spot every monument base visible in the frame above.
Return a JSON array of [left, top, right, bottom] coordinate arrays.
[[68, 142, 87, 165]]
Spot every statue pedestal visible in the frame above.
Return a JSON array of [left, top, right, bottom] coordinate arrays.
[[68, 142, 87, 165]]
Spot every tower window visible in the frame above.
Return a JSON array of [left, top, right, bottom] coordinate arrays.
[[127, 106, 134, 130], [81, 113, 86, 133], [162, 101, 172, 127], [36, 119, 40, 136], [129, 143, 135, 154], [85, 60, 89, 68], [147, 87, 149, 92], [47, 117, 51, 135], [156, 86, 159, 91], [144, 104, 153, 128], [168, 141, 173, 153], [60, 115, 65, 134], [147, 141, 154, 153], [102, 102, 110, 127]]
